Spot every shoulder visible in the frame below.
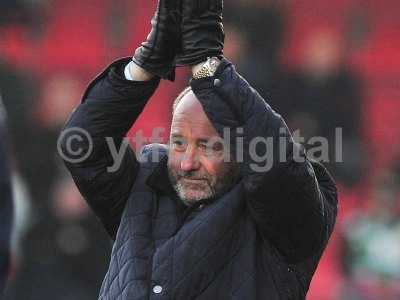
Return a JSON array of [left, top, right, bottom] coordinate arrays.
[[138, 143, 169, 167], [133, 143, 172, 194], [310, 160, 338, 207]]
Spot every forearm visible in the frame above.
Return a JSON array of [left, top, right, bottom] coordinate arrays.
[[190, 58, 333, 261], [59, 57, 160, 238], [67, 58, 159, 140], [62, 57, 159, 182]]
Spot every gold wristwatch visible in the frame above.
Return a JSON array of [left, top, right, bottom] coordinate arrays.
[[192, 57, 221, 79]]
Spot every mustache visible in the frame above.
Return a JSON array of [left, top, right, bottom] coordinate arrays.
[[176, 171, 209, 181]]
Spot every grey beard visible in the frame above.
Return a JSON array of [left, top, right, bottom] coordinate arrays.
[[173, 181, 215, 206], [167, 164, 240, 206]]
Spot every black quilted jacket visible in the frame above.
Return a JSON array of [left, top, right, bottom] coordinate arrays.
[[61, 57, 338, 299]]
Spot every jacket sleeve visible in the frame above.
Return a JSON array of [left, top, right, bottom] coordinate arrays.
[[190, 59, 338, 263], [59, 57, 160, 239]]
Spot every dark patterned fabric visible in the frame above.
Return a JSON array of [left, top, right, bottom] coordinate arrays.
[[61, 58, 338, 300]]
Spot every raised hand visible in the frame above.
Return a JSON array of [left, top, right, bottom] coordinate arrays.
[[177, 0, 225, 65], [132, 0, 182, 81]]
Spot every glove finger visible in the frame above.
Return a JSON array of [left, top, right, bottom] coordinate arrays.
[[163, 0, 180, 12], [183, 0, 214, 17], [197, 0, 210, 13], [209, 0, 223, 13], [156, 0, 180, 32], [215, 0, 224, 13], [182, 0, 198, 18]]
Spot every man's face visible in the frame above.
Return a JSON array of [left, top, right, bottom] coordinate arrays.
[[167, 90, 239, 205]]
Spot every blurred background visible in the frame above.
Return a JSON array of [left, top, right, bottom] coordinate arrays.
[[0, 0, 399, 299]]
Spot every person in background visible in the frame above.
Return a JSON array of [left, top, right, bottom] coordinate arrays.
[[0, 98, 13, 294], [341, 169, 400, 300], [224, 0, 285, 96], [274, 30, 364, 187]]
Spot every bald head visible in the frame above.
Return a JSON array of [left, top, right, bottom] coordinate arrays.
[[172, 90, 216, 134], [167, 89, 239, 205]]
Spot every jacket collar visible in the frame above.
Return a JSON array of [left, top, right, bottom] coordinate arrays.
[[146, 154, 177, 196]]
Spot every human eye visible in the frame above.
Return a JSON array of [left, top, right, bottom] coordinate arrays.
[[198, 141, 207, 150], [171, 136, 186, 151], [197, 140, 210, 153], [210, 141, 224, 152], [198, 140, 222, 156]]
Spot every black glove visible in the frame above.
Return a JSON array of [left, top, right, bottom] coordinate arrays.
[[132, 0, 181, 81], [176, 0, 225, 66]]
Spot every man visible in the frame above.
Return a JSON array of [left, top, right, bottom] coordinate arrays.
[[59, 0, 337, 299], [0, 99, 13, 294]]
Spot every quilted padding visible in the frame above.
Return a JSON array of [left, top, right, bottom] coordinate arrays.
[[97, 145, 334, 300], [61, 58, 338, 300]]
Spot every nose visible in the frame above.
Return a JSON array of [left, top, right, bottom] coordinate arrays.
[[180, 146, 200, 171]]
